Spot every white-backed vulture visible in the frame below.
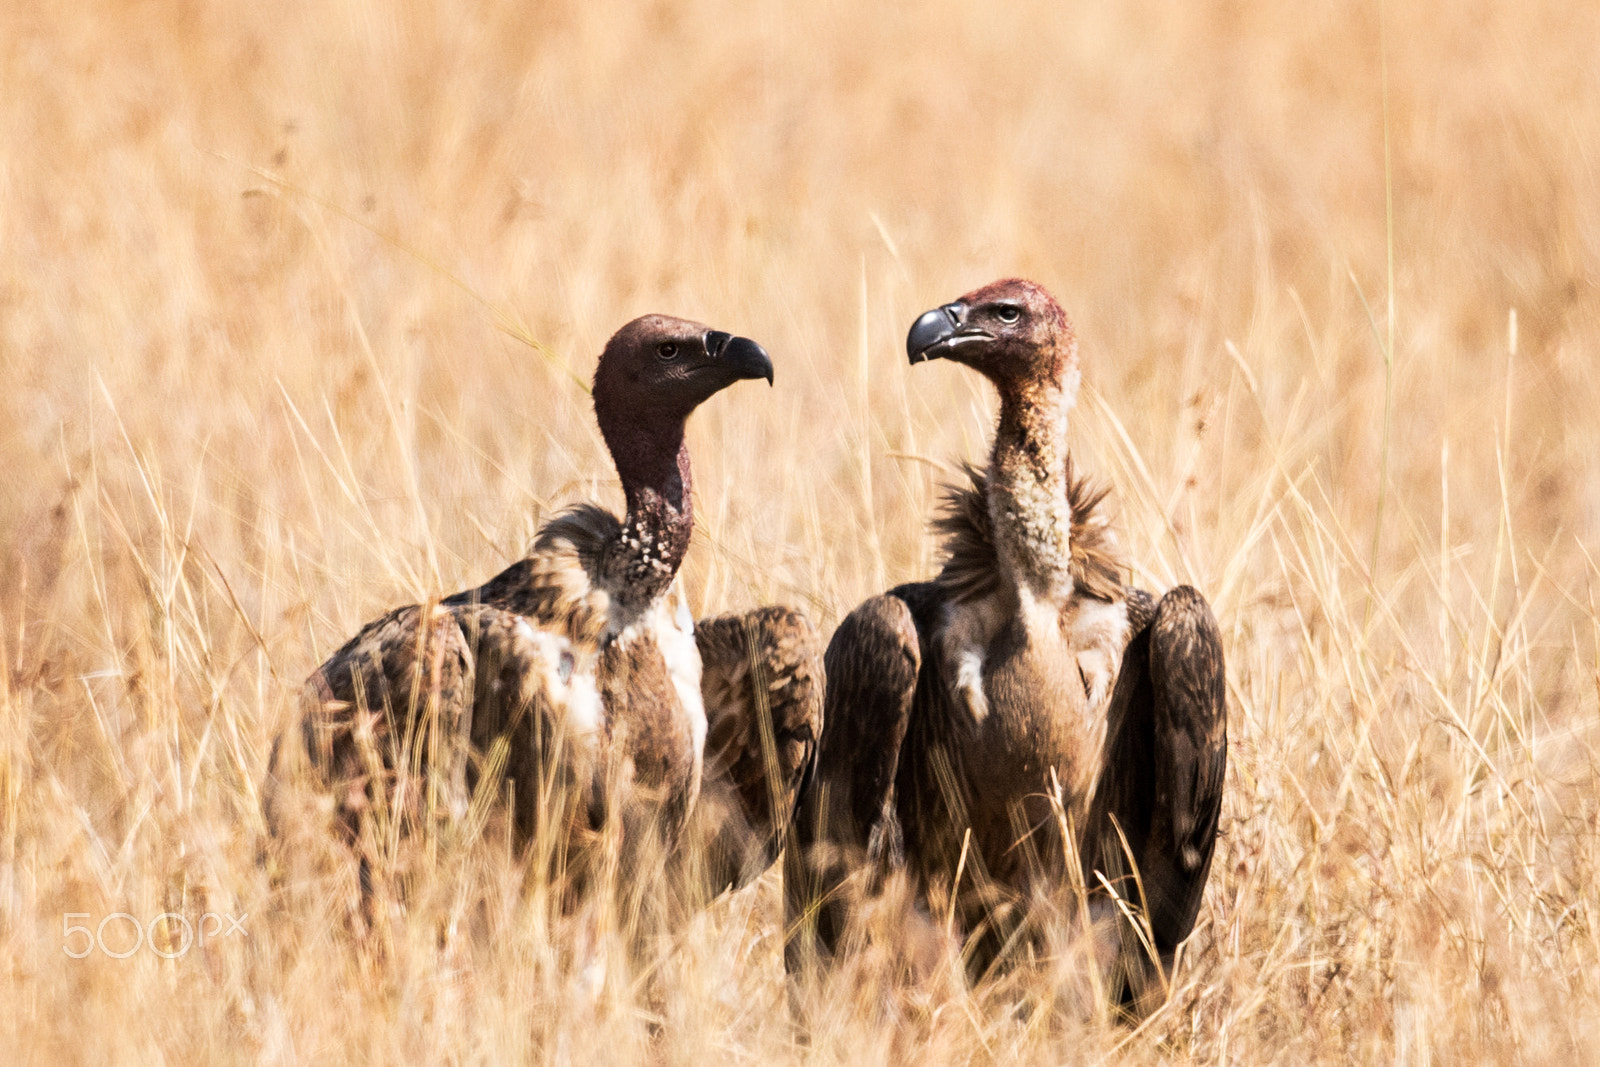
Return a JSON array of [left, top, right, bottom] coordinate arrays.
[[270, 315, 823, 910], [786, 280, 1226, 1013]]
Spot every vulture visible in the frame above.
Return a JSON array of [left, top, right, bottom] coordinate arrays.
[[271, 315, 823, 914], [786, 280, 1226, 1013]]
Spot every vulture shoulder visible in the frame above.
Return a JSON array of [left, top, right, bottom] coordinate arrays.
[[447, 504, 621, 643], [280, 507, 628, 844], [673, 605, 824, 900], [1084, 584, 1227, 1012], [785, 592, 922, 966]]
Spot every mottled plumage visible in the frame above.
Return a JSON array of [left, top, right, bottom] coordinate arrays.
[[269, 315, 821, 910], [789, 280, 1227, 1012], [676, 606, 824, 900]]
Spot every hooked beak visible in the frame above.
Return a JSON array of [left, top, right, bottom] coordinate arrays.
[[906, 301, 990, 364], [706, 329, 774, 386]]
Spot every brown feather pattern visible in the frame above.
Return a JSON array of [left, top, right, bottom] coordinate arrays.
[[287, 537, 614, 846], [675, 606, 825, 899]]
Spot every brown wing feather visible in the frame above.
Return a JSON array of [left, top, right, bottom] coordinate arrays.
[[462, 607, 605, 843], [274, 508, 622, 863], [277, 601, 599, 847], [294, 601, 479, 837], [785, 593, 921, 969], [672, 605, 824, 901], [1084, 584, 1227, 1014]]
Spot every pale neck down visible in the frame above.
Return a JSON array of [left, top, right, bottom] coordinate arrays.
[[987, 377, 1077, 605]]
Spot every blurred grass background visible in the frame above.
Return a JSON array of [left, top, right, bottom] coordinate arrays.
[[1, 0, 1597, 1061]]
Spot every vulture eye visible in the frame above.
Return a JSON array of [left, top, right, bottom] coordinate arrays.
[[995, 305, 1022, 324], [656, 341, 681, 361]]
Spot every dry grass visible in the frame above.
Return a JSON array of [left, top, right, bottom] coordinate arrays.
[[2, 0, 1598, 1061]]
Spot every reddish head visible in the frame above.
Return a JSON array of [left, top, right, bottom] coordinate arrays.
[[905, 279, 1078, 398]]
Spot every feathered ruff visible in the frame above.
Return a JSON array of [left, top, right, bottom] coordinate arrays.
[[931, 459, 1124, 605]]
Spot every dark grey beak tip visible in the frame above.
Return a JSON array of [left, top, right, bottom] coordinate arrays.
[[906, 303, 962, 364], [723, 334, 774, 386]]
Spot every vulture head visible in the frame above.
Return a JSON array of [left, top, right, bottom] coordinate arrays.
[[905, 278, 1078, 399], [591, 313, 773, 522], [593, 314, 774, 427]]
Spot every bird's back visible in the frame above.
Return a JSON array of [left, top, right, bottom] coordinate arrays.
[[288, 503, 705, 853]]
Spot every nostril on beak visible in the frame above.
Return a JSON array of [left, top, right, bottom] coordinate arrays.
[[942, 303, 964, 328], [704, 330, 732, 358]]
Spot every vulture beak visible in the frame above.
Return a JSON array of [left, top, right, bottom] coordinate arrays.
[[907, 301, 988, 364], [706, 330, 775, 386]]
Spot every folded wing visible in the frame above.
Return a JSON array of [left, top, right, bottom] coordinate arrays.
[[673, 605, 825, 901], [784, 593, 921, 968], [1084, 585, 1228, 1011]]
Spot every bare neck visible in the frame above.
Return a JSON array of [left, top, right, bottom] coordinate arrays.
[[602, 418, 694, 608], [988, 376, 1076, 604]]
